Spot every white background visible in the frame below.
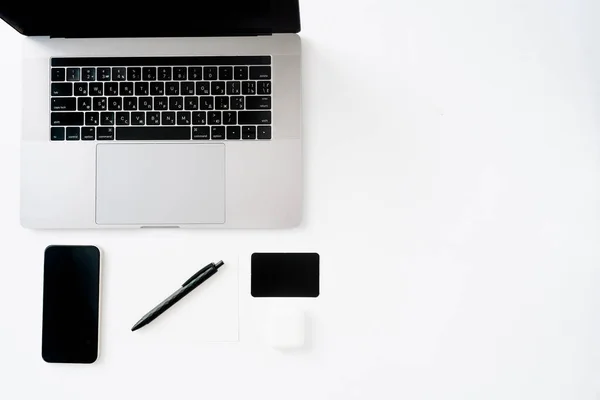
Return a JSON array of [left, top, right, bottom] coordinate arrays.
[[1, 0, 600, 398]]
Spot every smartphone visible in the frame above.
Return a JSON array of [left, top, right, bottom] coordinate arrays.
[[42, 245, 101, 364]]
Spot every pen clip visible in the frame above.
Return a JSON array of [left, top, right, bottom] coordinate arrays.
[[182, 264, 213, 287]]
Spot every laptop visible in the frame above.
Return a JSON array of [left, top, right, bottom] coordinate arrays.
[[0, 2, 303, 229]]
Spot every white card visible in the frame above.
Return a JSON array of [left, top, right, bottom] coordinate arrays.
[[104, 246, 239, 353]]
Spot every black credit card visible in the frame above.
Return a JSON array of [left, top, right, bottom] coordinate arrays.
[[251, 253, 319, 297]]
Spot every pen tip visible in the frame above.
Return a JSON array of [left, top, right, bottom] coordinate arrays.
[[214, 260, 224, 269]]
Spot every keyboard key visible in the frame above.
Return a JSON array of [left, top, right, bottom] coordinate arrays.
[[147, 112, 160, 125], [85, 112, 99, 126], [169, 97, 184, 111], [108, 97, 122, 111], [192, 111, 206, 125], [101, 112, 114, 125], [127, 67, 141, 81], [211, 81, 225, 95], [51, 68, 65, 81], [131, 112, 145, 125], [51, 127, 65, 141], [204, 67, 217, 80], [242, 126, 256, 139], [116, 127, 191, 140], [51, 98, 76, 111], [181, 82, 195, 95], [89, 83, 103, 96], [226, 126, 241, 140], [94, 97, 107, 111], [51, 112, 83, 126], [196, 81, 210, 95], [211, 126, 225, 140], [189, 67, 203, 80], [177, 111, 191, 125], [97, 127, 115, 140], [257, 81, 271, 95], [74, 83, 88, 96], [208, 111, 222, 125], [185, 97, 198, 110], [246, 96, 271, 110], [120, 82, 134, 96], [135, 82, 149, 96], [162, 112, 176, 125], [82, 68, 95, 81], [158, 67, 171, 81], [78, 97, 92, 111], [154, 97, 168, 110], [223, 111, 236, 125], [219, 66, 233, 80], [124, 97, 138, 111], [66, 127, 80, 140], [238, 111, 271, 125], [67, 68, 80, 81], [258, 126, 272, 139], [139, 97, 153, 111], [150, 82, 165, 95], [112, 67, 126, 81], [215, 96, 229, 110], [250, 66, 271, 80], [98, 67, 111, 81], [116, 112, 130, 125], [174, 67, 187, 80], [192, 126, 210, 140], [231, 96, 244, 110], [51, 83, 72, 96], [200, 96, 214, 110], [242, 81, 256, 95], [234, 66, 248, 80], [143, 67, 157, 81], [166, 82, 179, 95], [82, 127, 95, 140], [105, 82, 119, 96], [226, 81, 241, 95]]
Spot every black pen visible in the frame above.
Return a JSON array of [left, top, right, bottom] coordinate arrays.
[[131, 260, 224, 331]]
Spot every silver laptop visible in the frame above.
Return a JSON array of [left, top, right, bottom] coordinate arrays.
[[1, 2, 302, 229]]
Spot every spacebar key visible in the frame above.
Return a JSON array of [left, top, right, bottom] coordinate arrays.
[[116, 127, 191, 140]]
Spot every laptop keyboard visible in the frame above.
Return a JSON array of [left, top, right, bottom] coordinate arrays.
[[49, 56, 272, 141]]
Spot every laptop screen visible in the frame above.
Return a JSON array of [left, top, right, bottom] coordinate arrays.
[[0, 1, 300, 37]]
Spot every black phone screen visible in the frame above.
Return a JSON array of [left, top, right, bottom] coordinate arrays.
[[42, 246, 100, 364]]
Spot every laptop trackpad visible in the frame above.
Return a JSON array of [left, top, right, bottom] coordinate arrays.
[[96, 144, 225, 225]]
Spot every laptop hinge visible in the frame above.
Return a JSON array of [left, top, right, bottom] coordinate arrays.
[[52, 33, 274, 39]]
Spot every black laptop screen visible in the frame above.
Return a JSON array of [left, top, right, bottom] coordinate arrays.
[[0, 1, 300, 37]]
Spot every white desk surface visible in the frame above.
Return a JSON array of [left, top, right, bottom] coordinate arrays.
[[1, 1, 599, 399]]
